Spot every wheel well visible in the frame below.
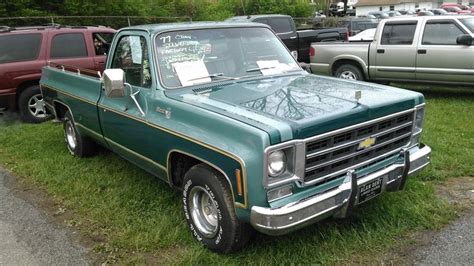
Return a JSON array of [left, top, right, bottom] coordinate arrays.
[[332, 60, 365, 78], [169, 152, 202, 189], [16, 80, 40, 105], [53, 101, 69, 120]]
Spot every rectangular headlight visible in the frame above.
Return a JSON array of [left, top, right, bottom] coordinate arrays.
[[263, 142, 305, 188]]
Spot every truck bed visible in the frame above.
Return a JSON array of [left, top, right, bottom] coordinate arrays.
[[309, 42, 371, 76]]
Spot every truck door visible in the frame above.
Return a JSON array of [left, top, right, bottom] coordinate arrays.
[[47, 32, 95, 70], [98, 33, 158, 173], [415, 19, 474, 83], [372, 21, 418, 81], [266, 17, 299, 59]]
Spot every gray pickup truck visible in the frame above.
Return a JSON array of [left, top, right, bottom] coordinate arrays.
[[310, 16, 474, 85]]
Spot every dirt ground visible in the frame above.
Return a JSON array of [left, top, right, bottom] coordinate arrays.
[[383, 176, 474, 264]]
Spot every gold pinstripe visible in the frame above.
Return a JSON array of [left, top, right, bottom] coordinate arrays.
[[43, 84, 248, 208]]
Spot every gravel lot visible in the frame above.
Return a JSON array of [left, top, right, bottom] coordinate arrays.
[[0, 168, 89, 265], [413, 209, 474, 265]]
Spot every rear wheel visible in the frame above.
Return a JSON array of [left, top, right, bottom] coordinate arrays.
[[334, 64, 364, 81], [18, 85, 52, 123], [182, 164, 251, 253], [63, 111, 96, 157]]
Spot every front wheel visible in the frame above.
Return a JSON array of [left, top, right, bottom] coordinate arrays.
[[334, 64, 364, 81], [183, 164, 251, 253], [18, 85, 52, 123]]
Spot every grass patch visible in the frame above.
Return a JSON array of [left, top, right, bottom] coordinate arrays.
[[0, 85, 472, 263]]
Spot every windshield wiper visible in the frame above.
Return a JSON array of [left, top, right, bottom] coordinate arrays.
[[245, 66, 277, 73], [187, 73, 238, 82]]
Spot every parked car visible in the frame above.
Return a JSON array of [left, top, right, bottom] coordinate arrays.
[[387, 11, 402, 17], [0, 25, 115, 122], [441, 3, 474, 13], [348, 28, 376, 41], [311, 11, 327, 26], [337, 17, 379, 37], [398, 10, 415, 15], [226, 15, 347, 63], [310, 16, 474, 85], [368, 11, 390, 19], [442, 6, 472, 14], [41, 21, 430, 253], [429, 9, 449, 15], [417, 11, 434, 16]]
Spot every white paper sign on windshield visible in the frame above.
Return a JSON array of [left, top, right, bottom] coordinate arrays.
[[173, 61, 211, 86], [256, 60, 282, 75], [130, 36, 142, 64]]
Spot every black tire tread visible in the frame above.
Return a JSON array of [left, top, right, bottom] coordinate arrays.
[[64, 111, 96, 157], [18, 85, 51, 123], [184, 164, 252, 253], [334, 63, 365, 81]]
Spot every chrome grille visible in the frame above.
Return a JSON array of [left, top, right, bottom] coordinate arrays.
[[304, 111, 414, 184]]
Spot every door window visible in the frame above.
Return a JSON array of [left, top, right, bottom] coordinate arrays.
[[422, 21, 466, 45], [92, 32, 114, 55], [51, 33, 87, 58], [111, 35, 151, 88], [0, 33, 42, 63], [381, 22, 417, 45]]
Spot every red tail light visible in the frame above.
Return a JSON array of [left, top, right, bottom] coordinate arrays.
[[309, 47, 315, 57], [345, 31, 349, 41]]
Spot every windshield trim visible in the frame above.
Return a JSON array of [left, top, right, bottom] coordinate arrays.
[[153, 26, 302, 90]]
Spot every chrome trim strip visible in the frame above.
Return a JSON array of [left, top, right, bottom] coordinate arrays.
[[416, 67, 474, 75], [303, 148, 400, 186], [306, 121, 413, 159], [305, 132, 412, 172], [301, 109, 415, 144], [263, 108, 417, 189], [375, 66, 416, 73], [166, 149, 244, 209]]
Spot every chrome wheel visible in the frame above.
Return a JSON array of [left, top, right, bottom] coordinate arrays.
[[189, 186, 219, 238], [339, 71, 357, 80], [27, 94, 47, 118], [65, 120, 77, 150]]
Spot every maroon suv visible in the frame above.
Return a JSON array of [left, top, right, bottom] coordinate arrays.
[[0, 25, 116, 122]]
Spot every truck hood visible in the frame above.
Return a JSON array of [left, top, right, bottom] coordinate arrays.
[[168, 73, 424, 144]]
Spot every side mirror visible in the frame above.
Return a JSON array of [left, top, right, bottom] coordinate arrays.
[[457, 34, 473, 46], [103, 69, 125, 98]]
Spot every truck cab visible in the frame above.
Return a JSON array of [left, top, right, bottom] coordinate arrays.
[[310, 16, 474, 85]]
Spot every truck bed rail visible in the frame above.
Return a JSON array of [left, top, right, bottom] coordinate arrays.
[[48, 62, 101, 79]]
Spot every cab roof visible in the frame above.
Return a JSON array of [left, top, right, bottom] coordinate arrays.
[[120, 21, 271, 35]]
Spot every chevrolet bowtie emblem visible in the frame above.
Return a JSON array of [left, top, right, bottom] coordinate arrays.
[[358, 136, 376, 150]]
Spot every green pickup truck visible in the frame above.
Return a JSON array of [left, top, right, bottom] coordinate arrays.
[[40, 22, 431, 253]]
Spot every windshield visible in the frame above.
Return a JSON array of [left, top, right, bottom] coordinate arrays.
[[460, 18, 474, 33], [155, 27, 300, 88]]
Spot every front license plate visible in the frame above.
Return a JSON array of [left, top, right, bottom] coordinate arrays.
[[358, 177, 383, 204]]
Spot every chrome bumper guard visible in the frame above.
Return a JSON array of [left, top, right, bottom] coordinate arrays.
[[250, 144, 431, 235]]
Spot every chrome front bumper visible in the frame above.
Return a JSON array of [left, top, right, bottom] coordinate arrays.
[[250, 144, 431, 235]]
